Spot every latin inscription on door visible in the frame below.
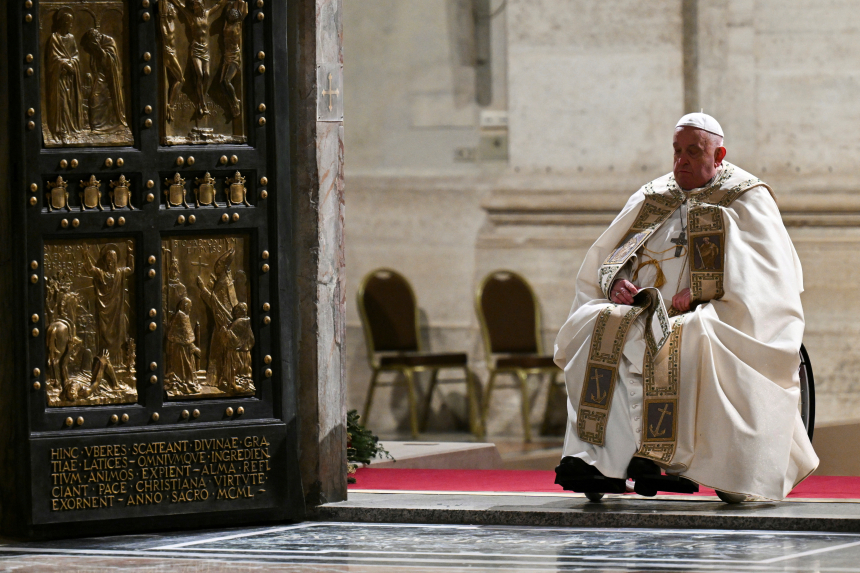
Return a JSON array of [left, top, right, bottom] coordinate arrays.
[[32, 425, 287, 524], [50, 435, 271, 511]]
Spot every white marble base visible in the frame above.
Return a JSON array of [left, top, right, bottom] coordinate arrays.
[[367, 441, 503, 470]]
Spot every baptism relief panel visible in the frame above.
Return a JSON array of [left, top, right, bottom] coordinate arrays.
[[158, 0, 249, 145], [161, 235, 255, 399], [39, 1, 133, 148], [43, 239, 138, 407]]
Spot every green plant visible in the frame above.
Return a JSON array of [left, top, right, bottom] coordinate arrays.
[[347, 409, 393, 483]]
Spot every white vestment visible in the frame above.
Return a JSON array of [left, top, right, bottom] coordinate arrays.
[[554, 162, 818, 500]]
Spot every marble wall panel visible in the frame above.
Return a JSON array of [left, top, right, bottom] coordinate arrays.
[[699, 0, 860, 188], [505, 0, 683, 176], [345, 178, 489, 435], [790, 227, 860, 423], [293, 0, 346, 507], [343, 0, 499, 173]]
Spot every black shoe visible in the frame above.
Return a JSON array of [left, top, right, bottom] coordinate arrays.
[[627, 457, 661, 480], [555, 456, 626, 494], [626, 456, 699, 496]]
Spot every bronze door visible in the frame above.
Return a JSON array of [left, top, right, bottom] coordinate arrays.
[[7, 0, 298, 533]]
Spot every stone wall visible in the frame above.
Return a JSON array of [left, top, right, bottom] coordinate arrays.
[[291, 0, 347, 507], [344, 0, 860, 438]]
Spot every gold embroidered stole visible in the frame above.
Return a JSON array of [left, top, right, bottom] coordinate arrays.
[[636, 316, 684, 463], [687, 173, 770, 306], [576, 304, 646, 446], [577, 287, 671, 447], [597, 184, 685, 300]]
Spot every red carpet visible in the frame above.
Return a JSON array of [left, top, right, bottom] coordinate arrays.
[[349, 468, 860, 499]]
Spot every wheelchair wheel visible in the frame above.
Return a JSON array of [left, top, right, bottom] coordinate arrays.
[[799, 344, 815, 441]]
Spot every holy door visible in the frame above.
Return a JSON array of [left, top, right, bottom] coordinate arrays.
[[1, 0, 300, 537]]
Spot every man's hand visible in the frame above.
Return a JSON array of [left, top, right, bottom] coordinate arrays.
[[672, 288, 691, 312], [610, 279, 639, 305]]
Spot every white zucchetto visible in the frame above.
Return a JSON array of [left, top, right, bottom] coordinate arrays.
[[676, 112, 724, 139]]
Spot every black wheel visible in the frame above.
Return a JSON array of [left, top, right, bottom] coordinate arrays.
[[799, 344, 815, 441], [585, 492, 604, 502]]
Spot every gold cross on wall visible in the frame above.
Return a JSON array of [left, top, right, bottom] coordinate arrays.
[[322, 73, 340, 112]]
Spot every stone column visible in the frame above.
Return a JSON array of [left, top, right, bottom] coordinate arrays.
[[290, 0, 347, 507]]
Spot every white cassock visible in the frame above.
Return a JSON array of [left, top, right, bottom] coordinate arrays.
[[554, 161, 818, 500]]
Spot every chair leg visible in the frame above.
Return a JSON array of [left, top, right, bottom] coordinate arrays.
[[541, 372, 559, 436], [420, 369, 439, 432], [362, 368, 381, 425], [464, 367, 484, 439], [481, 370, 497, 431], [404, 369, 420, 439], [517, 370, 533, 443]]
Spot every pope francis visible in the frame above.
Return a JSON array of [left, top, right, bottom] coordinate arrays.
[[553, 113, 818, 502]]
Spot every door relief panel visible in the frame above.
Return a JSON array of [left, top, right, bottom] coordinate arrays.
[[158, 0, 249, 145], [40, 1, 133, 147], [162, 235, 255, 399], [43, 239, 138, 407]]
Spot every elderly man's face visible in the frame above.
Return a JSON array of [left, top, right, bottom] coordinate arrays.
[[672, 127, 726, 190]]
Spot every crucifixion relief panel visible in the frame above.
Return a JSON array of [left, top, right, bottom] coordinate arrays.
[[158, 0, 250, 145]]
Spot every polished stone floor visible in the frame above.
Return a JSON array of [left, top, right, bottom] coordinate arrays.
[[4, 522, 860, 571]]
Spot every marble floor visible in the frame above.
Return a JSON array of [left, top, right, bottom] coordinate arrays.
[[4, 522, 860, 572]]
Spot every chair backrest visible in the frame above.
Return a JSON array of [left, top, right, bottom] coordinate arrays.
[[476, 270, 542, 356], [357, 268, 421, 356]]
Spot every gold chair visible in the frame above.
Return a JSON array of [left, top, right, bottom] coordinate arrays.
[[475, 270, 563, 442], [357, 268, 483, 439]]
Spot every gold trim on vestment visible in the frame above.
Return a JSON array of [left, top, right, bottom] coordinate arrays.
[[577, 304, 646, 446], [685, 169, 770, 307], [598, 189, 684, 299], [636, 316, 685, 463], [687, 198, 725, 303]]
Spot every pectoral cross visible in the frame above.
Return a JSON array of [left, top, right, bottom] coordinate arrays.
[[670, 229, 687, 258], [649, 404, 672, 438], [589, 370, 607, 403]]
